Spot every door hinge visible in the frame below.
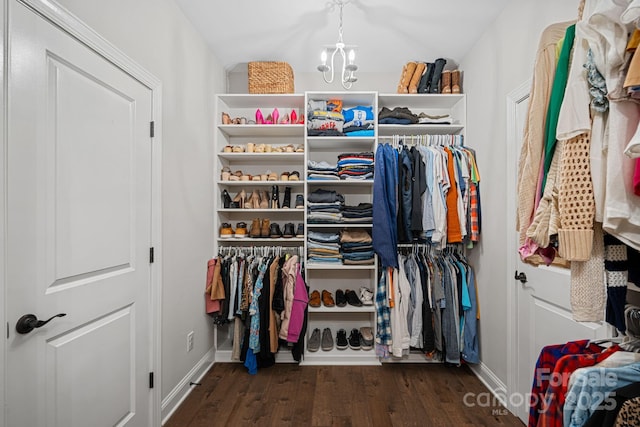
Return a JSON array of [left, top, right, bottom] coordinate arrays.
[[149, 372, 154, 389], [150, 121, 155, 138], [149, 247, 155, 264]]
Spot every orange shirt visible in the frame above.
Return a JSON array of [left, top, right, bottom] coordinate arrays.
[[445, 147, 462, 243]]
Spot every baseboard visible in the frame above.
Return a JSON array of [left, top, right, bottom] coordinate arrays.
[[470, 362, 508, 408], [161, 347, 215, 425]]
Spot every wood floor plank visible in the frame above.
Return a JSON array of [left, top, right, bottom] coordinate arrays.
[[164, 363, 525, 427]]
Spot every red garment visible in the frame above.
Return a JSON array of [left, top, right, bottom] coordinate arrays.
[[634, 158, 640, 197], [537, 345, 620, 427], [470, 183, 480, 242], [529, 340, 604, 427]]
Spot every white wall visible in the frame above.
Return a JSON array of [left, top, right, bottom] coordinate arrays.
[[459, 0, 578, 385], [53, 0, 225, 404]]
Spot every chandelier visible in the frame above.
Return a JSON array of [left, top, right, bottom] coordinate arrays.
[[317, 0, 358, 90]]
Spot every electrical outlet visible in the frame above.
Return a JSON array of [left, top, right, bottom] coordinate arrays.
[[187, 331, 194, 352]]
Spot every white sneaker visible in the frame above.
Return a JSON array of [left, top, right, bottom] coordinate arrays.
[[359, 286, 374, 306]]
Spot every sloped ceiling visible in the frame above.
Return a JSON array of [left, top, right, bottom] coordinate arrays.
[[174, 0, 510, 74]]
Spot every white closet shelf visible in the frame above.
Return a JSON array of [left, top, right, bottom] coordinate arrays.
[[306, 223, 372, 228], [218, 180, 305, 186], [306, 180, 373, 186], [217, 237, 305, 243], [306, 136, 375, 150], [308, 306, 375, 314], [219, 208, 305, 213], [217, 93, 305, 109], [217, 152, 304, 162], [301, 349, 381, 366], [378, 93, 465, 109], [305, 263, 376, 270], [378, 124, 464, 136], [218, 124, 304, 137]]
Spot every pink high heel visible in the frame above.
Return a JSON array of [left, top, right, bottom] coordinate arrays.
[[272, 108, 279, 125], [279, 113, 290, 124], [256, 109, 264, 125], [290, 110, 297, 124]]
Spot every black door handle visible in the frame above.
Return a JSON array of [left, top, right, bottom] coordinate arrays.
[[15, 313, 66, 334], [514, 271, 528, 284]]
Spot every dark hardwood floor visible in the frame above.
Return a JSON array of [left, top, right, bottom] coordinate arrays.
[[164, 363, 525, 427]]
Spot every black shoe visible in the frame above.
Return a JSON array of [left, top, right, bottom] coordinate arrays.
[[335, 289, 347, 307], [336, 329, 348, 350], [269, 223, 282, 238], [295, 194, 304, 209], [348, 328, 361, 350], [271, 185, 280, 209], [282, 222, 295, 238], [345, 289, 363, 307], [222, 189, 233, 209], [295, 223, 304, 237], [282, 186, 291, 209]]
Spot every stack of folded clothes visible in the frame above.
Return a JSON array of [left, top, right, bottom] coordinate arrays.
[[342, 203, 373, 224], [337, 152, 374, 180], [417, 112, 452, 124], [340, 229, 374, 265], [342, 106, 375, 137], [307, 188, 344, 224], [307, 99, 344, 136], [307, 160, 339, 181], [308, 230, 341, 264], [378, 106, 419, 125]]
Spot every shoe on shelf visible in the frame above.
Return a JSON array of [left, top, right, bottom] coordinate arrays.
[[232, 189, 246, 209], [288, 171, 300, 181], [279, 113, 289, 124], [260, 219, 271, 238], [295, 223, 304, 237], [249, 218, 262, 238], [345, 289, 363, 307], [260, 190, 270, 209], [359, 327, 374, 350], [219, 223, 234, 239], [308, 328, 321, 352], [348, 329, 361, 350], [335, 289, 347, 307], [245, 190, 260, 209], [336, 329, 348, 350], [272, 108, 279, 125], [235, 222, 248, 238], [359, 287, 374, 306], [280, 172, 290, 182], [271, 185, 280, 209], [221, 166, 231, 181], [256, 109, 264, 125], [282, 222, 295, 238], [247, 142, 255, 153], [321, 290, 335, 307], [321, 328, 334, 351], [222, 112, 232, 124], [309, 290, 321, 308], [282, 186, 292, 208], [222, 189, 233, 209], [269, 223, 282, 238], [295, 195, 304, 209], [290, 109, 297, 124]]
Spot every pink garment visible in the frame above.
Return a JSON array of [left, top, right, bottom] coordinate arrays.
[[635, 158, 640, 196], [286, 263, 308, 343], [205, 258, 220, 314]]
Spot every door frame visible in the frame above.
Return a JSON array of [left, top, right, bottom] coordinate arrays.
[[0, 1, 163, 426], [505, 79, 531, 416]]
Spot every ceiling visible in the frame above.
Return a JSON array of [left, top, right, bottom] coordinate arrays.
[[174, 0, 510, 74]]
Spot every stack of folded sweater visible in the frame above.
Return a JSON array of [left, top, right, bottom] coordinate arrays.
[[307, 160, 339, 181], [307, 99, 344, 136], [307, 188, 344, 224], [337, 152, 374, 180], [378, 106, 419, 125], [342, 106, 375, 137], [342, 203, 373, 224], [308, 230, 341, 264], [340, 229, 374, 265], [417, 112, 452, 124]]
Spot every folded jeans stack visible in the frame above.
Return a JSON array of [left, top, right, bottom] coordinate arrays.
[[337, 152, 374, 180], [307, 188, 344, 224], [342, 202, 373, 224], [307, 160, 339, 181], [340, 229, 374, 265], [308, 230, 341, 264]]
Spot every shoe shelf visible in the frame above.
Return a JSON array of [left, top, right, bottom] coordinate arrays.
[[217, 237, 305, 243], [217, 93, 305, 109], [217, 152, 304, 161], [308, 306, 375, 313], [218, 124, 304, 138], [218, 180, 305, 187], [302, 348, 380, 366], [218, 208, 305, 213]]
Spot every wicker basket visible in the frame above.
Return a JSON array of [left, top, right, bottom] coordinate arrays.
[[248, 61, 295, 94]]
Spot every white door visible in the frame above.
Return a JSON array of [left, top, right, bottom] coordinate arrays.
[[6, 1, 154, 426], [507, 83, 609, 423]]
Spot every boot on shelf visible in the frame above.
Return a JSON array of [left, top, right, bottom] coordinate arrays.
[[441, 70, 452, 94], [418, 62, 434, 93], [282, 186, 292, 209], [260, 218, 271, 238], [397, 62, 417, 94], [451, 69, 462, 94], [271, 185, 280, 209], [409, 62, 426, 94], [249, 218, 261, 238], [429, 58, 447, 93]]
